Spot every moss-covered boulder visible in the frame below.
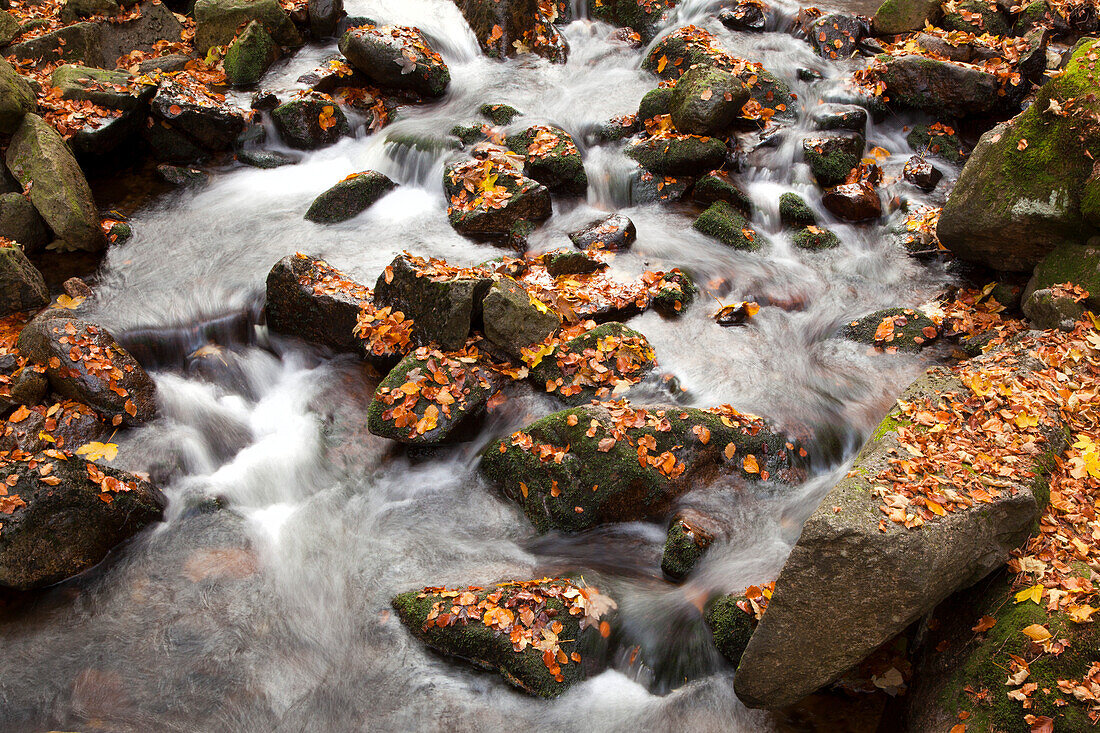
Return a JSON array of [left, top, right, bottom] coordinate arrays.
[[304, 170, 397, 223], [272, 93, 350, 150], [842, 307, 938, 352], [941, 0, 1010, 36], [0, 192, 50, 251], [339, 24, 450, 98], [626, 133, 727, 176], [480, 103, 521, 125], [705, 593, 756, 666], [692, 170, 752, 215], [734, 360, 1066, 709], [507, 125, 587, 196], [452, 0, 568, 63], [778, 192, 815, 229], [0, 245, 48, 316], [481, 401, 798, 532], [792, 226, 840, 250], [223, 20, 277, 87], [880, 55, 1015, 118], [906, 123, 965, 164], [392, 577, 614, 697], [1022, 242, 1100, 315], [444, 157, 552, 241], [810, 103, 867, 133], [637, 86, 673, 121], [0, 58, 36, 135], [651, 269, 696, 316], [802, 132, 864, 188], [588, 0, 679, 41], [662, 511, 720, 579], [871, 0, 941, 35], [265, 253, 371, 355], [193, 0, 300, 53], [373, 254, 491, 351], [481, 277, 561, 360], [50, 64, 153, 111], [693, 200, 760, 250], [0, 453, 165, 590], [569, 213, 636, 251], [669, 66, 749, 137], [540, 250, 605, 277], [0, 10, 19, 45], [643, 25, 738, 80], [528, 322, 655, 403], [938, 39, 1100, 272], [5, 115, 104, 253], [367, 347, 504, 443]]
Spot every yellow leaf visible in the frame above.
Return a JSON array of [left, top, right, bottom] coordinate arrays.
[[742, 454, 760, 474], [76, 441, 118, 462], [1067, 604, 1097, 623], [1014, 584, 1044, 605], [519, 481, 529, 498], [55, 294, 85, 310], [1020, 623, 1052, 642]]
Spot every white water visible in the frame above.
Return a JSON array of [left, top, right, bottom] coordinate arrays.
[[0, 1, 956, 730]]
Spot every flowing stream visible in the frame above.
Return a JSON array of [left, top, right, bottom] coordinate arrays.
[[1, 1, 959, 730]]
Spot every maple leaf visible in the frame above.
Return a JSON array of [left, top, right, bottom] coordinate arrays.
[[76, 441, 118, 462]]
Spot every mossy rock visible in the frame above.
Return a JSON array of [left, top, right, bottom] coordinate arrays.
[[479, 103, 520, 125], [305, 170, 397, 223], [1022, 241, 1100, 313], [651, 269, 697, 316], [693, 171, 753, 215], [643, 26, 738, 80], [669, 66, 748, 137], [778, 192, 816, 229], [871, 0, 941, 35], [661, 514, 716, 579], [451, 123, 485, 146], [223, 20, 277, 87], [704, 594, 755, 666], [638, 87, 673, 121], [540, 249, 606, 277], [802, 132, 865, 188], [792, 226, 840, 250], [693, 200, 760, 250], [443, 160, 552, 239], [480, 402, 797, 532], [194, 0, 300, 53], [588, 0, 679, 41], [907, 124, 965, 165], [528, 322, 656, 404], [743, 69, 796, 123], [507, 125, 588, 196], [880, 55, 1009, 118], [481, 276, 561, 360], [0, 10, 19, 46], [626, 135, 727, 176], [339, 24, 450, 98], [50, 64, 153, 111], [941, 0, 1010, 37], [842, 307, 938, 351], [272, 94, 350, 150], [0, 245, 48, 316]]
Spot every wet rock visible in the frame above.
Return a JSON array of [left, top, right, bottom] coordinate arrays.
[[481, 401, 798, 532], [50, 65, 154, 111], [304, 170, 397, 223], [59, 0, 118, 23], [1022, 287, 1084, 329], [637, 86, 672, 121], [822, 182, 881, 222], [718, 1, 766, 33], [880, 55, 1014, 118], [67, 112, 143, 164], [569, 213, 636, 252], [507, 125, 587, 196], [0, 192, 50, 252], [809, 103, 866, 133], [669, 66, 749, 137], [693, 200, 760, 250], [238, 149, 297, 168], [871, 0, 941, 35], [480, 103, 521, 125], [906, 124, 965, 165], [156, 164, 207, 187], [651, 269, 696, 316], [5, 114, 104, 253], [481, 277, 560, 360], [941, 0, 1010, 36], [64, 277, 93, 299], [792, 226, 839, 250], [843, 307, 938, 351], [367, 347, 504, 444], [630, 170, 692, 204], [452, 0, 568, 63], [1022, 242, 1100, 316], [778, 192, 816, 229], [193, 0, 300, 53], [662, 510, 720, 579], [265, 253, 369, 355], [443, 156, 552, 242], [625, 136, 727, 176], [223, 20, 277, 87], [0, 409, 47, 452], [339, 24, 450, 97], [0, 453, 165, 590], [938, 40, 1100, 271], [902, 156, 941, 191], [17, 313, 157, 426], [373, 254, 492, 351], [528, 322, 655, 403], [136, 53, 191, 73], [588, 0, 677, 41], [540, 250, 606, 277], [271, 93, 350, 150], [692, 170, 753, 215], [148, 81, 249, 155], [9, 367, 47, 406], [705, 594, 757, 666], [801, 132, 864, 188], [733, 362, 1064, 709], [1016, 27, 1049, 86], [805, 13, 863, 59], [392, 577, 613, 697], [308, 0, 342, 38], [0, 246, 48, 316]]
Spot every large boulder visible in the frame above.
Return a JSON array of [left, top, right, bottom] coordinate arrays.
[[50, 65, 154, 111], [272, 93, 350, 150], [339, 25, 450, 97], [1022, 242, 1100, 315], [625, 135, 727, 176], [879, 55, 1018, 119], [0, 453, 165, 590], [569, 213, 636, 251], [444, 156, 552, 241], [871, 0, 941, 35], [528, 322, 655, 403], [734, 359, 1066, 709], [308, 0, 342, 37], [59, 0, 119, 22], [588, 0, 679, 41], [481, 402, 798, 532], [304, 170, 397, 223], [0, 58, 36, 134], [373, 254, 491, 351], [0, 193, 51, 251], [265, 253, 370, 354], [17, 313, 158, 426], [223, 20, 278, 87], [193, 0, 300, 53], [481, 276, 560, 359], [941, 0, 1010, 36], [452, 0, 568, 63], [668, 66, 749, 137], [367, 346, 504, 443], [5, 115, 104, 253], [392, 577, 614, 697], [0, 10, 19, 45], [507, 125, 587, 196], [937, 39, 1100, 271], [147, 81, 249, 156], [0, 245, 49, 316]]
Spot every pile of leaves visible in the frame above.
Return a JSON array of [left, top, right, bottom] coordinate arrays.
[[414, 578, 616, 682], [525, 320, 656, 399], [446, 150, 527, 216], [524, 125, 578, 161]]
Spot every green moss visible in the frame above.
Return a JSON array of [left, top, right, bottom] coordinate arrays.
[[842, 307, 938, 352], [626, 135, 727, 176], [661, 521, 707, 579], [507, 126, 587, 195], [872, 0, 942, 35], [704, 594, 756, 666], [803, 134, 864, 188], [652, 269, 696, 316], [779, 193, 815, 229], [693, 200, 759, 250], [1027, 243, 1100, 312], [638, 87, 673, 121], [941, 0, 1010, 36], [694, 173, 753, 215], [451, 123, 484, 146], [479, 103, 520, 125], [906, 126, 966, 164], [223, 20, 276, 87], [870, 414, 910, 442], [792, 226, 839, 250]]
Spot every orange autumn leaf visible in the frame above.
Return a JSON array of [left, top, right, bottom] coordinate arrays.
[[742, 454, 760, 474], [971, 616, 996, 633]]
